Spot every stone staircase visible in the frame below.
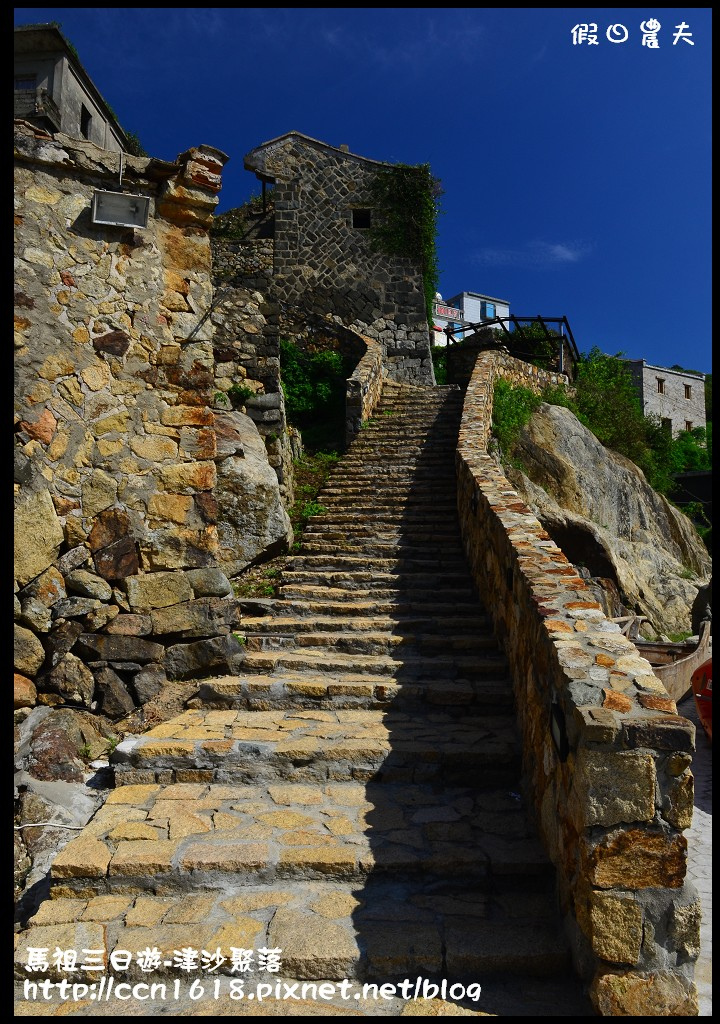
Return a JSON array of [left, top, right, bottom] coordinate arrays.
[[15, 382, 595, 1015]]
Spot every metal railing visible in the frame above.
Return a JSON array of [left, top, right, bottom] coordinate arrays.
[[440, 315, 579, 377]]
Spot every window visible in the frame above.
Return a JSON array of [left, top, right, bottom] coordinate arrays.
[[661, 418, 672, 433], [684, 384, 692, 399], [656, 378, 665, 394], [80, 104, 92, 139], [15, 75, 37, 90], [483, 302, 495, 319], [685, 421, 693, 432], [351, 209, 371, 229]]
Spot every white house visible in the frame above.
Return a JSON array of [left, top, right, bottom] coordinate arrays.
[[431, 290, 511, 346]]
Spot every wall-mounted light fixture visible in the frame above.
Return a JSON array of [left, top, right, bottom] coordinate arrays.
[[91, 190, 150, 229], [550, 697, 569, 762]]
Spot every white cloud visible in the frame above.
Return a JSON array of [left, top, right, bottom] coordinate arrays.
[[473, 240, 593, 269]]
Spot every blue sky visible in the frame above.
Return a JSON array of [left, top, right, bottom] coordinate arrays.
[[15, 8, 712, 373]]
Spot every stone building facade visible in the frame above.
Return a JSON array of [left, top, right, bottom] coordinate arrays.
[[624, 359, 707, 438], [242, 132, 435, 387]]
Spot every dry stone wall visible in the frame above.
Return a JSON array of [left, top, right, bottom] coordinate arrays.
[[14, 123, 291, 724], [456, 350, 700, 1016]]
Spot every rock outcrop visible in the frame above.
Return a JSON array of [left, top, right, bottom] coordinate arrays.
[[503, 403, 711, 636]]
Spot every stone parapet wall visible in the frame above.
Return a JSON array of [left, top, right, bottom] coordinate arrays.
[[345, 338, 385, 444], [447, 334, 571, 395], [456, 350, 700, 1016]]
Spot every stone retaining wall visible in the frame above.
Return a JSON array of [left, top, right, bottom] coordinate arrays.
[[456, 350, 700, 1016], [14, 124, 291, 723]]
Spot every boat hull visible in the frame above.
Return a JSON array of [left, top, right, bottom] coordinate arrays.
[[691, 658, 712, 741]]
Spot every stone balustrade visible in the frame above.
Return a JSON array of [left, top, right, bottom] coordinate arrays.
[[456, 349, 700, 1016]]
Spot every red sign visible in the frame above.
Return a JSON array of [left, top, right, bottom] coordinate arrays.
[[435, 304, 463, 320]]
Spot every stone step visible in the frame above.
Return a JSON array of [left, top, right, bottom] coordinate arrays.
[[302, 527, 462, 541], [111, 707, 520, 787], [270, 596, 488, 618], [243, 632, 500, 660], [48, 780, 547, 898], [302, 510, 461, 522], [240, 615, 493, 635], [297, 542, 467, 558], [276, 580, 479, 600], [239, 649, 509, 680], [17, 878, 576, 995], [282, 556, 470, 573], [196, 672, 514, 712], [300, 512, 463, 527], [277, 572, 478, 595]]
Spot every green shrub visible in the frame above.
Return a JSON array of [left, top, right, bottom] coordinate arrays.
[[431, 345, 448, 385], [280, 339, 354, 452], [227, 383, 256, 409]]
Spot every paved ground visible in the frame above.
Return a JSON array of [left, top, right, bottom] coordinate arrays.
[[678, 691, 712, 1016]]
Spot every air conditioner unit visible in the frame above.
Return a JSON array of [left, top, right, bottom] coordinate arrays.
[[91, 190, 150, 229]]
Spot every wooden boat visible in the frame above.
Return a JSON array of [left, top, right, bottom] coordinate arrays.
[[691, 656, 712, 740], [613, 618, 712, 704]]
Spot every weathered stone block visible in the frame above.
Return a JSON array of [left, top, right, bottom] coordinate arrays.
[[164, 634, 246, 680], [124, 571, 193, 609], [624, 716, 696, 752], [570, 748, 656, 828], [588, 891, 643, 964], [14, 486, 65, 586], [42, 652, 95, 706], [662, 771, 695, 830], [65, 569, 113, 601], [93, 665, 136, 720], [14, 624, 46, 676], [92, 329, 130, 356], [14, 673, 37, 709], [583, 827, 687, 889], [668, 894, 702, 960], [77, 633, 164, 664], [591, 969, 698, 1016], [103, 613, 153, 636], [93, 537, 140, 581], [159, 460, 217, 492], [45, 620, 84, 667], [131, 664, 167, 704], [88, 508, 133, 551], [186, 567, 233, 597], [81, 470, 118, 518], [150, 596, 241, 637]]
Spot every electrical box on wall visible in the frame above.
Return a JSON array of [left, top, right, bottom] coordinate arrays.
[[91, 190, 150, 229]]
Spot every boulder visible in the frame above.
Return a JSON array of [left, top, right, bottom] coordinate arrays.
[[506, 403, 712, 635], [214, 411, 293, 575]]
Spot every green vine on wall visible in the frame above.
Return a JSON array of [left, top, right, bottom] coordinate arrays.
[[367, 163, 442, 324]]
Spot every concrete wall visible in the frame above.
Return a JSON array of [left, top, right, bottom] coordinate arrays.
[[456, 349, 700, 1016]]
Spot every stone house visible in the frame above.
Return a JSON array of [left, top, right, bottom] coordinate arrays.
[[242, 132, 435, 385], [14, 22, 130, 154], [623, 359, 707, 437]]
